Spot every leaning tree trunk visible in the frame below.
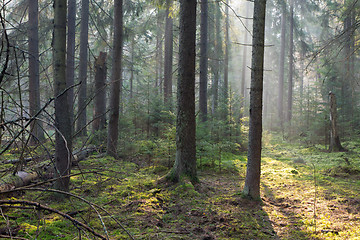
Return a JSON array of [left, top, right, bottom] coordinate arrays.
[[93, 52, 107, 133], [107, 0, 123, 158], [243, 0, 267, 200], [329, 92, 344, 152], [28, 0, 44, 144], [77, 0, 89, 137], [199, 0, 208, 122], [53, 0, 72, 192], [163, 0, 173, 109], [169, 0, 197, 183]]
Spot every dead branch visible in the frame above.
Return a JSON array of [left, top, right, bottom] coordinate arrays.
[[0, 235, 29, 240], [0, 11, 10, 86], [0, 199, 107, 240], [1, 187, 135, 240], [0, 171, 39, 192]]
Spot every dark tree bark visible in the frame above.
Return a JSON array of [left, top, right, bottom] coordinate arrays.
[[53, 0, 72, 192], [107, 0, 123, 158], [277, 1, 286, 128], [77, 0, 89, 136], [199, 0, 208, 122], [169, 0, 197, 183], [243, 0, 266, 200], [163, 0, 173, 109], [28, 0, 44, 144], [329, 92, 344, 152], [66, 0, 76, 134], [93, 52, 107, 132], [286, 0, 294, 124]]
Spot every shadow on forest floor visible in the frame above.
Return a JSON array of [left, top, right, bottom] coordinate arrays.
[[2, 137, 360, 239]]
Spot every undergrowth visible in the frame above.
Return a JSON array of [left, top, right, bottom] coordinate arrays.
[[1, 133, 360, 239]]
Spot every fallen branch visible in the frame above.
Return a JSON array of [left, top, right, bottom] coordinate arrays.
[[2, 146, 97, 165], [0, 199, 107, 240], [0, 235, 29, 240], [1, 187, 135, 240], [2, 157, 36, 164], [0, 171, 39, 192], [0, 146, 98, 191]]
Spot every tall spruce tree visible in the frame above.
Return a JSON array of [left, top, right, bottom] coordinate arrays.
[[278, 0, 286, 128], [243, 0, 267, 200], [28, 0, 44, 144], [163, 0, 173, 109], [77, 0, 90, 136], [169, 0, 197, 183], [107, 0, 123, 157], [199, 0, 208, 122], [66, 0, 76, 134], [53, 0, 72, 192]]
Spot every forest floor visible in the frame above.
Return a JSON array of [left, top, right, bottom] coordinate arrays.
[[1, 133, 360, 239]]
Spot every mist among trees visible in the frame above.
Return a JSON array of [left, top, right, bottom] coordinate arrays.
[[0, 0, 360, 239]]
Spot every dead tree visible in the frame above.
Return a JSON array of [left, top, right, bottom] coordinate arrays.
[[93, 52, 107, 133], [329, 92, 344, 152]]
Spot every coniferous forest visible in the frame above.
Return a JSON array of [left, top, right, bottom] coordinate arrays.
[[1, 0, 360, 239]]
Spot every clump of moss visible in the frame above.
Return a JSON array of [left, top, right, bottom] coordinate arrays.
[[173, 182, 200, 198], [325, 165, 360, 177]]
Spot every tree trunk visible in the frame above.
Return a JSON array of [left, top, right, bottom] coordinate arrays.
[[130, 38, 134, 99], [170, 0, 197, 183], [93, 52, 107, 132], [343, 6, 354, 127], [277, 1, 286, 128], [53, 0, 72, 192], [199, 0, 208, 122], [28, 0, 44, 144], [211, 3, 221, 115], [107, 0, 123, 158], [66, 0, 76, 135], [163, 0, 173, 110], [286, 0, 294, 124], [299, 42, 305, 114], [243, 0, 266, 200], [240, 2, 251, 119], [155, 9, 164, 92], [0, 91, 3, 146], [223, 0, 229, 102], [329, 92, 344, 152], [77, 0, 90, 137]]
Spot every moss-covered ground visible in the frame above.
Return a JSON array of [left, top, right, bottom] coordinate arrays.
[[1, 133, 360, 239]]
